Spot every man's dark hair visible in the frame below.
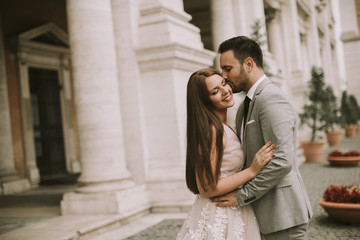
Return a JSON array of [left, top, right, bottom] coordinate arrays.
[[218, 36, 264, 69]]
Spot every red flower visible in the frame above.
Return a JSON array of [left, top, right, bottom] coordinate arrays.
[[328, 150, 360, 157], [323, 185, 360, 203]]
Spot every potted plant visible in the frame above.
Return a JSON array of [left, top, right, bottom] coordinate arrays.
[[340, 91, 358, 138], [348, 94, 360, 132], [327, 150, 360, 166], [319, 185, 360, 224], [299, 66, 328, 162], [321, 85, 342, 145]]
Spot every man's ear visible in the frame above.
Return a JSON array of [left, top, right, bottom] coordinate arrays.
[[243, 57, 254, 72]]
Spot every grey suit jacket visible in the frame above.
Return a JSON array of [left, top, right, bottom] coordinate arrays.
[[235, 78, 313, 234]]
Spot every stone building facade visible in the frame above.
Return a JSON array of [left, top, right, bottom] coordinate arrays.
[[337, 0, 360, 96], [0, 0, 347, 219]]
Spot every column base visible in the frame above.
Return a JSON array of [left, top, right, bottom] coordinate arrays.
[[70, 159, 81, 173], [148, 179, 194, 213], [61, 184, 150, 218], [1, 175, 31, 195], [27, 166, 40, 186]]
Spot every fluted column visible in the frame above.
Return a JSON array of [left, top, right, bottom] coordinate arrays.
[[285, 0, 303, 70], [232, 0, 247, 35], [309, 0, 322, 67], [0, 16, 30, 195], [0, 22, 15, 180], [111, 0, 146, 184], [266, 7, 285, 87], [210, 0, 236, 68], [61, 0, 150, 215], [339, 0, 360, 96], [67, 0, 130, 186], [211, 0, 236, 50], [322, 8, 335, 85], [280, 0, 306, 98], [267, 9, 284, 68]]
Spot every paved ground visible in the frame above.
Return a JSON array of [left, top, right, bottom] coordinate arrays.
[[0, 174, 78, 235], [0, 133, 359, 240], [123, 133, 360, 240]]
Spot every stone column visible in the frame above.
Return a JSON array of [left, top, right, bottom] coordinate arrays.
[[0, 16, 30, 195], [266, 7, 285, 87], [67, 0, 130, 185], [236, 0, 269, 50], [210, 0, 236, 68], [232, 0, 247, 35], [0, 21, 15, 189], [231, 0, 274, 78], [281, 0, 305, 96], [210, 0, 236, 50], [322, 9, 335, 85], [309, 2, 322, 67], [284, 0, 303, 71], [339, 0, 360, 96], [111, 0, 146, 184], [136, 0, 215, 210], [267, 9, 284, 68], [61, 0, 149, 216]]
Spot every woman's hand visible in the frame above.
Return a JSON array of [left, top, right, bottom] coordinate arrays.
[[249, 141, 275, 176]]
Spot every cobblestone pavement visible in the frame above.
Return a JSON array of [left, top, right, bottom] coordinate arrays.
[[125, 133, 360, 240]]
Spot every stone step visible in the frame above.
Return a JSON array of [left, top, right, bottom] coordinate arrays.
[[0, 215, 132, 240]]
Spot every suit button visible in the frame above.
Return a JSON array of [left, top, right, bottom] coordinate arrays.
[[244, 196, 256, 203]]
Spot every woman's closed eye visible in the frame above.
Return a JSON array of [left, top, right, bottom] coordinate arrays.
[[211, 80, 227, 95], [211, 89, 219, 95]]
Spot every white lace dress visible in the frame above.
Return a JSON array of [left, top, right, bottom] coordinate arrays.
[[176, 124, 261, 240]]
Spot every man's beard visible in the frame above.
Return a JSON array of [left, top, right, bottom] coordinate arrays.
[[232, 71, 249, 93]]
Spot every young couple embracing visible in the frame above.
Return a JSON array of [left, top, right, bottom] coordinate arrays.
[[177, 36, 313, 240]]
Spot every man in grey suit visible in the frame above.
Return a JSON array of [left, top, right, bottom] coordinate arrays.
[[212, 36, 313, 239]]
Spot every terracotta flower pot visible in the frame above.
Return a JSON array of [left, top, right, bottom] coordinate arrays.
[[326, 130, 342, 146], [319, 199, 360, 224], [345, 125, 357, 138], [301, 140, 325, 162], [327, 156, 360, 166]]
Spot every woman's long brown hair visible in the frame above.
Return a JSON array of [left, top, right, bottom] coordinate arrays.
[[186, 68, 224, 194]]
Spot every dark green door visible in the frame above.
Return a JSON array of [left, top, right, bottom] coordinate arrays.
[[29, 67, 66, 180]]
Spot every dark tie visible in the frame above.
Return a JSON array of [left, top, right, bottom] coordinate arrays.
[[243, 96, 251, 129]]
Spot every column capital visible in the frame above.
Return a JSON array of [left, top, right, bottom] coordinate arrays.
[[300, 33, 307, 42], [265, 8, 281, 23]]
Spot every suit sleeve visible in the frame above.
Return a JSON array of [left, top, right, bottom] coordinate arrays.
[[236, 90, 297, 206]]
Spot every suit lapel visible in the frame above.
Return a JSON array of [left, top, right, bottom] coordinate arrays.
[[245, 78, 270, 124], [243, 78, 271, 167]]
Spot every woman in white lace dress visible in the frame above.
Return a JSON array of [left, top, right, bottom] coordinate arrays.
[[177, 68, 275, 240]]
